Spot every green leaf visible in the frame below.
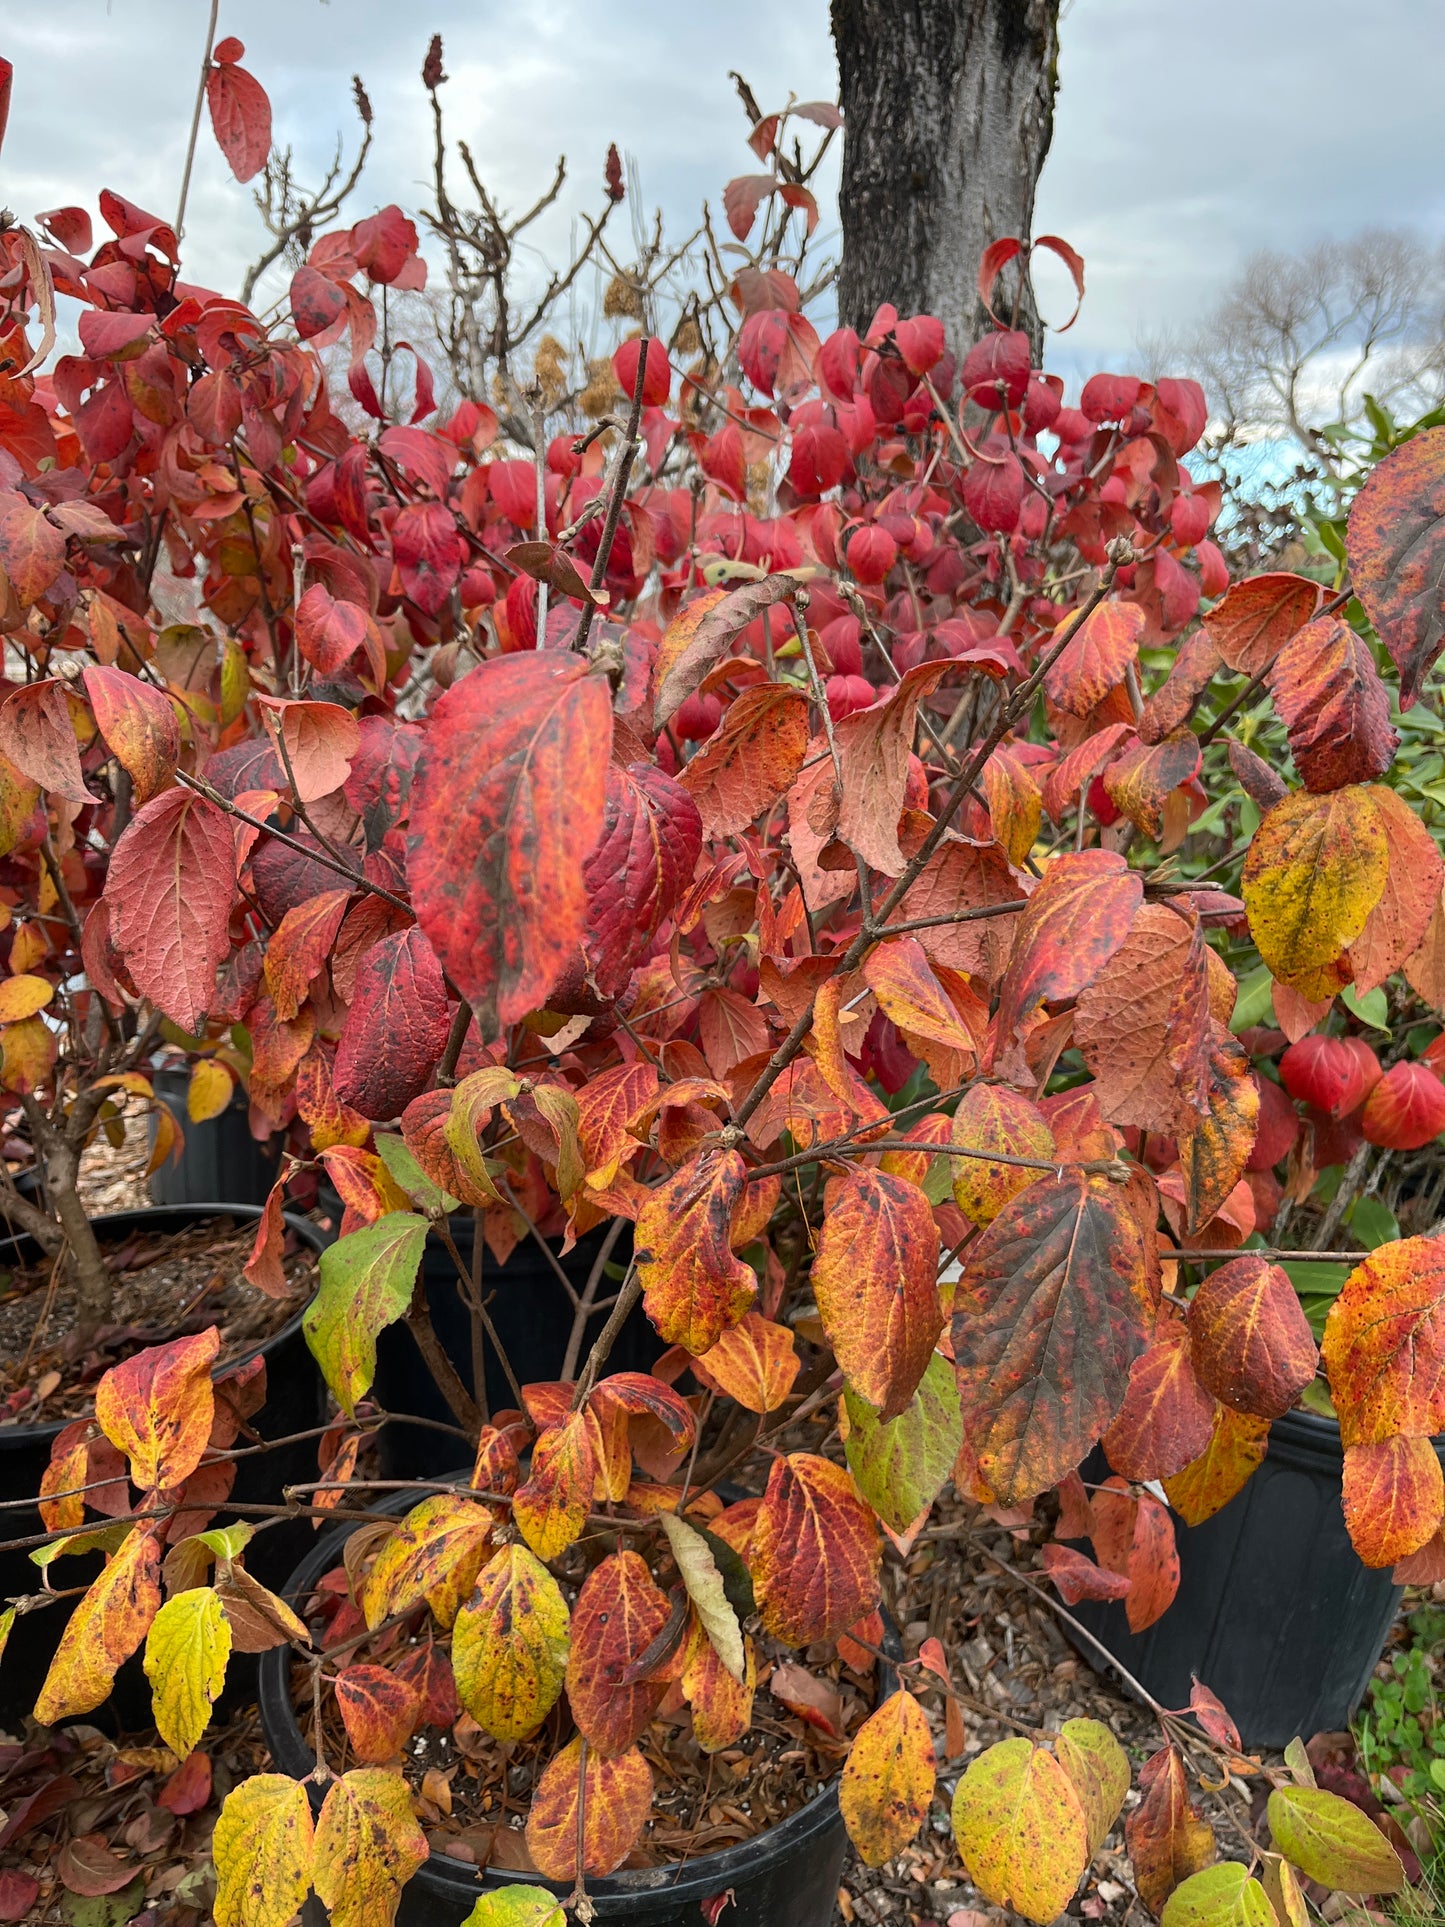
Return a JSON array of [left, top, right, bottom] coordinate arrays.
[[375, 1131, 458, 1215], [1228, 963, 1275, 1035], [460, 1891, 567, 1927], [30, 1521, 132, 1569], [197, 1521, 254, 1564], [1347, 1196, 1399, 1250], [1267, 1786, 1405, 1893], [61, 1878, 147, 1927], [1161, 1864, 1276, 1927], [303, 1213, 429, 1415], [1341, 984, 1390, 1031], [844, 1351, 963, 1532], [659, 1512, 746, 1683]]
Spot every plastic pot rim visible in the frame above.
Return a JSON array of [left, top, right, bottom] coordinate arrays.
[[257, 1485, 897, 1909]]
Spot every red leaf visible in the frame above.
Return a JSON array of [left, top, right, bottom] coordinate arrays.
[[0, 677, 91, 801], [290, 265, 347, 340], [105, 788, 237, 1031], [1268, 615, 1397, 791], [334, 926, 451, 1121], [1348, 425, 1445, 707], [812, 1167, 942, 1420], [583, 763, 703, 998], [753, 1452, 880, 1643], [82, 664, 179, 804], [157, 1748, 212, 1815], [1361, 1060, 1445, 1150], [566, 1549, 672, 1752], [677, 683, 811, 836], [1188, 1678, 1241, 1753], [1101, 1308, 1217, 1482], [408, 653, 613, 1034], [1186, 1254, 1318, 1420], [723, 174, 777, 241], [1040, 1543, 1131, 1604], [294, 584, 385, 683], [392, 500, 466, 617], [206, 51, 272, 183]]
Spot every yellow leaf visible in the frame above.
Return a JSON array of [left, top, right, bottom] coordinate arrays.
[[1161, 1864, 1278, 1927], [840, 1689, 936, 1866], [313, 1767, 429, 1927], [0, 973, 52, 1021], [187, 1057, 234, 1123], [951, 1736, 1090, 1924], [213, 1773, 315, 1927], [1266, 1785, 1405, 1894], [361, 1493, 496, 1632], [1242, 787, 1388, 1001], [34, 1525, 162, 1724], [143, 1586, 231, 1758], [1055, 1717, 1130, 1855], [452, 1544, 570, 1742]]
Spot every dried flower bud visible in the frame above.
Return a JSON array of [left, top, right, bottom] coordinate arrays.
[[605, 143, 625, 204], [422, 35, 447, 91]]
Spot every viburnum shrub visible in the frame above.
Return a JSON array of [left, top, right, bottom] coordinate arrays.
[[2, 34, 1442, 1927]]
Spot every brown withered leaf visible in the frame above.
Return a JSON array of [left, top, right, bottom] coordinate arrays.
[[1125, 1743, 1217, 1916]]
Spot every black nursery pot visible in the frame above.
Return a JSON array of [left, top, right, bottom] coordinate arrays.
[[1069, 1408, 1445, 1750], [260, 1497, 887, 1927], [373, 1213, 658, 1478], [0, 1204, 326, 1731], [147, 1063, 283, 1208]]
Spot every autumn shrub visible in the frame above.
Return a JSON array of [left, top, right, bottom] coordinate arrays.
[[0, 31, 1441, 1927]]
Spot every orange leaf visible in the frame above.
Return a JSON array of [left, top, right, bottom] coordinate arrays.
[[1348, 783, 1445, 996], [1075, 902, 1211, 1135], [1163, 1405, 1270, 1526], [693, 1311, 799, 1413], [1043, 600, 1146, 717], [993, 849, 1143, 1053], [680, 1613, 755, 1752], [753, 1452, 880, 1643], [334, 1663, 422, 1764], [95, 1329, 220, 1490], [1268, 615, 1397, 792], [833, 661, 952, 874], [811, 1167, 942, 1421], [263, 889, 351, 1022], [1177, 1022, 1260, 1233], [949, 1084, 1054, 1226], [566, 1549, 673, 1754], [1347, 425, 1445, 707], [1321, 1236, 1445, 1446], [1342, 1437, 1445, 1568], [677, 682, 810, 836], [1102, 1307, 1216, 1481], [1203, 571, 1319, 677], [512, 1411, 595, 1560], [636, 1150, 757, 1354], [257, 695, 360, 803], [525, 1737, 653, 1882], [34, 1526, 163, 1723], [1186, 1255, 1318, 1420]]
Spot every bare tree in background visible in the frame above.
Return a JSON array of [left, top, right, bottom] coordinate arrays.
[[831, 0, 1061, 357], [1172, 230, 1445, 464]]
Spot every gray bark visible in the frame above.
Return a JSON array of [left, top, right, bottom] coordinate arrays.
[[832, 0, 1061, 360]]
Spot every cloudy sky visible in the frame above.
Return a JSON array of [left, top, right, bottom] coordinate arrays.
[[7, 0, 1445, 386]]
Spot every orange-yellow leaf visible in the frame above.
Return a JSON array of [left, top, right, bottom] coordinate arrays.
[[312, 1767, 429, 1927], [1321, 1235, 1445, 1446], [812, 1166, 941, 1421], [512, 1411, 595, 1560], [951, 1736, 1090, 1924], [1186, 1255, 1318, 1420], [692, 1311, 799, 1413], [94, 1329, 220, 1491], [565, 1549, 672, 1754], [1341, 1436, 1445, 1568], [34, 1525, 163, 1723], [1163, 1406, 1270, 1526], [1242, 786, 1388, 1002], [840, 1689, 936, 1866], [212, 1773, 315, 1927], [525, 1737, 653, 1882], [636, 1149, 757, 1354], [950, 1084, 1054, 1225]]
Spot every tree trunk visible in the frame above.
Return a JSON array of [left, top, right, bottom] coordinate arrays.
[[832, 0, 1060, 359]]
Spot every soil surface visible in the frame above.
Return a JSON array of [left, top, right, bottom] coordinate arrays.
[[0, 1215, 316, 1427]]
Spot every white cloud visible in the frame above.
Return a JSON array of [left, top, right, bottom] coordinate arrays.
[[9, 0, 1445, 386]]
